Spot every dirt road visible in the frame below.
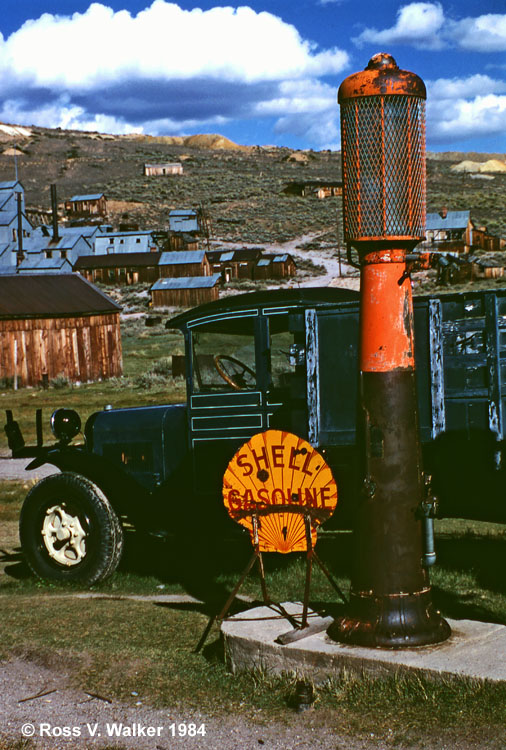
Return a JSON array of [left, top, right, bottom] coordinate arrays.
[[0, 458, 57, 481]]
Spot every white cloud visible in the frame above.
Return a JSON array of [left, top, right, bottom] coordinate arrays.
[[0, 96, 143, 135], [428, 94, 506, 141], [0, 1, 350, 146], [254, 79, 336, 117], [426, 74, 506, 143], [275, 110, 340, 151], [0, 1, 348, 90], [353, 3, 506, 54], [427, 75, 506, 100], [451, 13, 506, 52], [353, 2, 445, 50]]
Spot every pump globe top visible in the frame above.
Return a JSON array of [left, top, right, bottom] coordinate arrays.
[[338, 53, 426, 103]]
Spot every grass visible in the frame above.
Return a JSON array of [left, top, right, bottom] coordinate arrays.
[[1, 477, 505, 746]]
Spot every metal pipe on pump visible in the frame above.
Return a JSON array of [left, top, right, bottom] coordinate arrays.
[[328, 53, 451, 647]]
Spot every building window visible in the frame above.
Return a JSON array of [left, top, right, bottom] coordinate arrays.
[[136, 238, 141, 243], [61, 250, 67, 259]]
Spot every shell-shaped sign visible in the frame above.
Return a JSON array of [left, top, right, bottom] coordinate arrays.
[[223, 430, 338, 553]]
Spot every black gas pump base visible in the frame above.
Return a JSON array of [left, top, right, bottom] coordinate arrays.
[[327, 588, 451, 648]]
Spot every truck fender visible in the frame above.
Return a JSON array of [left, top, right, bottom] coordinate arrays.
[[25, 447, 149, 522]]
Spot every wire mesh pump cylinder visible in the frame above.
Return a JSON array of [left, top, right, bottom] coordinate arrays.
[[338, 53, 426, 247]]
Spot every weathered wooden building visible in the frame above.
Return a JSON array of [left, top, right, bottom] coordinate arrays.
[[258, 253, 296, 279], [65, 193, 108, 218], [168, 209, 200, 234], [166, 232, 199, 252], [144, 163, 183, 176], [208, 248, 296, 281], [0, 274, 122, 387], [159, 251, 210, 278], [207, 248, 261, 281], [75, 252, 161, 285], [283, 180, 343, 198], [150, 274, 221, 308], [424, 210, 474, 252], [472, 226, 506, 252], [472, 257, 505, 280]]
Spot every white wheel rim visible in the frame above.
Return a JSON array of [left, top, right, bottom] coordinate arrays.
[[41, 505, 87, 566]]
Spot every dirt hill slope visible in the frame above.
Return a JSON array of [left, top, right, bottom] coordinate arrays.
[[0, 123, 504, 242]]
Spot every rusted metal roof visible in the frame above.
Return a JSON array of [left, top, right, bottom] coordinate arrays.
[[0, 273, 121, 318], [159, 251, 205, 265], [68, 193, 105, 202], [207, 248, 262, 263], [152, 274, 221, 291], [426, 211, 470, 231], [75, 252, 161, 269]]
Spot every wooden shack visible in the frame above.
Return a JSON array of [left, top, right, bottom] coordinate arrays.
[[75, 252, 161, 284], [424, 210, 474, 253], [283, 180, 342, 198], [144, 163, 183, 176], [207, 248, 262, 281], [65, 193, 108, 218], [0, 274, 122, 387], [472, 258, 505, 280], [261, 253, 296, 278], [472, 226, 506, 252], [151, 274, 221, 308], [159, 251, 210, 278]]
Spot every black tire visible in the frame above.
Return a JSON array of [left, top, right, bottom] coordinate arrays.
[[19, 472, 124, 586]]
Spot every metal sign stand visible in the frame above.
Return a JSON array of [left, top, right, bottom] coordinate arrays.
[[195, 510, 347, 653]]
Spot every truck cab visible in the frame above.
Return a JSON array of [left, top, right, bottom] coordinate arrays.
[[8, 286, 506, 586]]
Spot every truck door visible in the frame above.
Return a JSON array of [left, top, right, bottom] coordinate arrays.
[[186, 309, 308, 498]]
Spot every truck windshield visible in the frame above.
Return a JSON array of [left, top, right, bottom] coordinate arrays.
[[191, 321, 256, 392]]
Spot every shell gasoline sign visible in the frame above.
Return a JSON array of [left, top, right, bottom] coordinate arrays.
[[223, 430, 338, 553]]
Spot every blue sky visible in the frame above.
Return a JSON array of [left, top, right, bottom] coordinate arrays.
[[1, 1, 505, 151]]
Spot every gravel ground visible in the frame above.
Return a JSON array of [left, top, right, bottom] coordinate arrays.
[[1, 657, 501, 750], [0, 658, 396, 750], [0, 458, 58, 481]]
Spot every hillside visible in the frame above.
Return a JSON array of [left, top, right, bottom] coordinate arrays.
[[0, 123, 504, 243]]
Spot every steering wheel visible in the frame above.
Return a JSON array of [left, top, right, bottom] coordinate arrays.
[[214, 355, 256, 391]]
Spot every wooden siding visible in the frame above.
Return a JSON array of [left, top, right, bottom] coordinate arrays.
[[151, 286, 219, 308], [144, 163, 183, 176], [166, 234, 198, 251], [80, 266, 159, 285], [65, 196, 107, 217], [160, 258, 211, 278], [0, 313, 122, 387]]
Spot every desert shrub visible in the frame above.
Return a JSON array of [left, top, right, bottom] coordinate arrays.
[[149, 357, 172, 376], [50, 374, 71, 389], [134, 372, 171, 389]]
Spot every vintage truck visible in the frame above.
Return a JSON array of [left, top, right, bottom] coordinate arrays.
[[5, 286, 506, 585]]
